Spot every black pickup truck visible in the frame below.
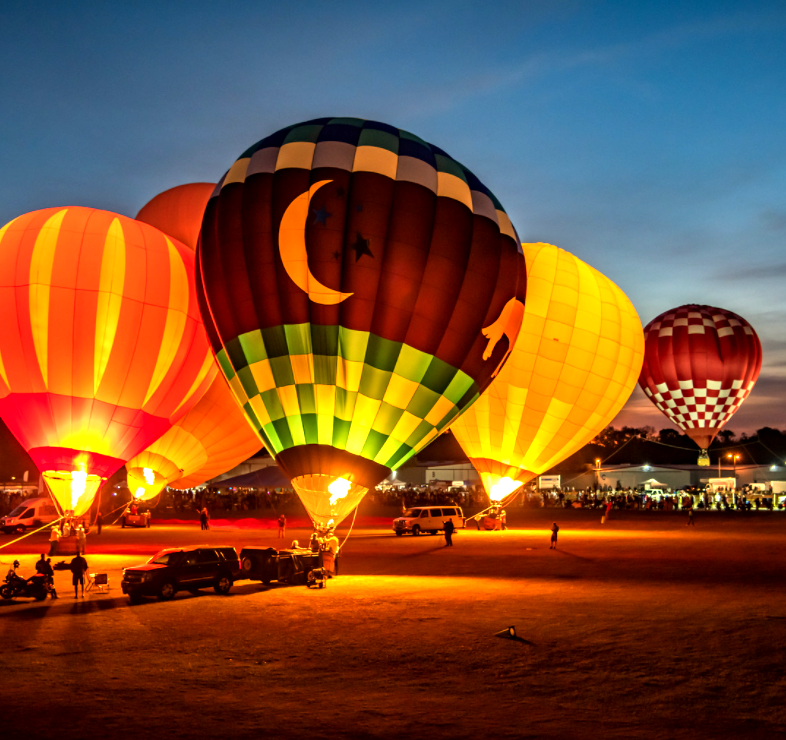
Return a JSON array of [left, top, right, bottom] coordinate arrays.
[[121, 546, 241, 603]]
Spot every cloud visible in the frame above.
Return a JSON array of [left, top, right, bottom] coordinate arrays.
[[761, 209, 786, 231], [402, 8, 786, 119], [714, 262, 786, 281]]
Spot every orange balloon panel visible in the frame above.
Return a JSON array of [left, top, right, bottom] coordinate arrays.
[[451, 243, 644, 501], [136, 183, 214, 250], [0, 207, 217, 512], [127, 371, 262, 499]]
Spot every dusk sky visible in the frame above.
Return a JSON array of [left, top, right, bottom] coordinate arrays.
[[1, 0, 784, 434]]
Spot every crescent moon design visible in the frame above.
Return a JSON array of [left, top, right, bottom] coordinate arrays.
[[278, 179, 353, 305]]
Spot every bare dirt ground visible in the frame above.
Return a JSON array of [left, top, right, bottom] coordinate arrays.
[[1, 508, 785, 740]]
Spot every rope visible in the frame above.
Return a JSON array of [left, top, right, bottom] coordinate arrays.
[[0, 516, 64, 552], [339, 505, 359, 550]]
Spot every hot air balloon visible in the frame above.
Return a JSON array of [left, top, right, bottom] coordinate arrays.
[[136, 182, 214, 250], [639, 304, 762, 465], [198, 117, 526, 527], [125, 372, 262, 500], [0, 207, 217, 517], [126, 182, 263, 500], [451, 243, 644, 503]]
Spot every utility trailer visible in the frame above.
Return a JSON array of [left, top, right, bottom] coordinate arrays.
[[239, 546, 336, 588]]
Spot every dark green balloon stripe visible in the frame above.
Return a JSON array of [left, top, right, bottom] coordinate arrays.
[[216, 323, 480, 470]]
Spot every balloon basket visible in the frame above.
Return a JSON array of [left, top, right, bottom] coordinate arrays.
[[697, 450, 710, 466]]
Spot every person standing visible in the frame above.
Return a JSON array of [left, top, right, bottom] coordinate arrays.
[[36, 554, 57, 599], [70, 552, 88, 598], [443, 518, 455, 547], [76, 524, 87, 555], [200, 507, 210, 530], [550, 522, 559, 549], [500, 509, 507, 530], [96, 510, 103, 535], [277, 513, 286, 539], [48, 524, 60, 556], [687, 508, 695, 526]]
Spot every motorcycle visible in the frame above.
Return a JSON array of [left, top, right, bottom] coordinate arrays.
[[1, 562, 49, 601]]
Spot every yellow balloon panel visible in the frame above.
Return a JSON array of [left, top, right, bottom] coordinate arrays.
[[451, 243, 644, 497], [126, 371, 262, 495]]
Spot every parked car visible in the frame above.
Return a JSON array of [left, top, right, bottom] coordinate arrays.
[[240, 546, 332, 586], [121, 546, 240, 604], [1, 498, 59, 534], [392, 506, 464, 536]]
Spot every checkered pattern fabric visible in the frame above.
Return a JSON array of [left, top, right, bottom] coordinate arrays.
[[639, 304, 762, 437], [644, 307, 754, 340], [217, 323, 479, 471], [643, 379, 755, 430]]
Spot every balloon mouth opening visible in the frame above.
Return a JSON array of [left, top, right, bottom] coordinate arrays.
[[290, 474, 368, 528], [43, 469, 103, 516], [488, 476, 524, 502], [126, 467, 168, 501]]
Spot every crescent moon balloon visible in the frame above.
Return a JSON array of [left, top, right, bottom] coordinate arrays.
[[278, 179, 353, 305]]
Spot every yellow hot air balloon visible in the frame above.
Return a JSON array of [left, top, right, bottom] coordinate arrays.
[[126, 340, 263, 501], [451, 243, 644, 502]]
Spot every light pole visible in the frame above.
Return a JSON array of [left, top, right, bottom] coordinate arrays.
[[727, 453, 740, 506]]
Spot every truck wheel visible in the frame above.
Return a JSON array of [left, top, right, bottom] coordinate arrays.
[[158, 581, 176, 601], [214, 574, 232, 595], [242, 556, 254, 574], [411, 525, 421, 536]]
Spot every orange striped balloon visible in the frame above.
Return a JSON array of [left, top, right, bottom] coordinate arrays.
[[126, 372, 262, 500], [0, 207, 217, 515]]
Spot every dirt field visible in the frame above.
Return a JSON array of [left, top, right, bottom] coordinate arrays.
[[1, 508, 785, 740]]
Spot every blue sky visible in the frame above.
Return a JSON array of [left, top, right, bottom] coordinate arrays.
[[1, 0, 784, 433]]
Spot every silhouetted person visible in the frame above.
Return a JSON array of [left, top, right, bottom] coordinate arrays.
[[550, 523, 559, 549], [687, 508, 695, 526], [70, 553, 88, 598], [444, 518, 455, 547], [278, 514, 286, 539], [96, 510, 103, 535], [200, 507, 210, 530], [36, 554, 57, 598]]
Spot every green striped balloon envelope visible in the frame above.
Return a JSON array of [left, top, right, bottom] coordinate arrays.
[[197, 118, 526, 527]]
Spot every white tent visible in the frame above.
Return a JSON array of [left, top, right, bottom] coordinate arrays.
[[643, 478, 668, 489]]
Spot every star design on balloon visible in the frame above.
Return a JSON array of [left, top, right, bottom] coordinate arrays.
[[350, 232, 373, 261], [312, 206, 332, 225], [332, 250, 341, 261]]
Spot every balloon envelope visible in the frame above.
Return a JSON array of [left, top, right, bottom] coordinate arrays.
[[136, 183, 214, 250], [0, 207, 216, 515], [638, 304, 762, 457], [451, 243, 644, 502], [126, 372, 262, 500], [198, 117, 525, 525]]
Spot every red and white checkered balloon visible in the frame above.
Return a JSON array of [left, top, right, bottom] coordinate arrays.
[[639, 304, 762, 452]]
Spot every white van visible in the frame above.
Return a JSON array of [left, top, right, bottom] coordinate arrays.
[[1, 497, 59, 534], [392, 506, 464, 536]]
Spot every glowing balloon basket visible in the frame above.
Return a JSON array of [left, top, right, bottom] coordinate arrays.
[[197, 118, 526, 528], [126, 466, 167, 501]]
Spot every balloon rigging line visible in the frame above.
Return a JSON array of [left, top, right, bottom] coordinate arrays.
[[339, 505, 359, 551], [0, 515, 64, 552]]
